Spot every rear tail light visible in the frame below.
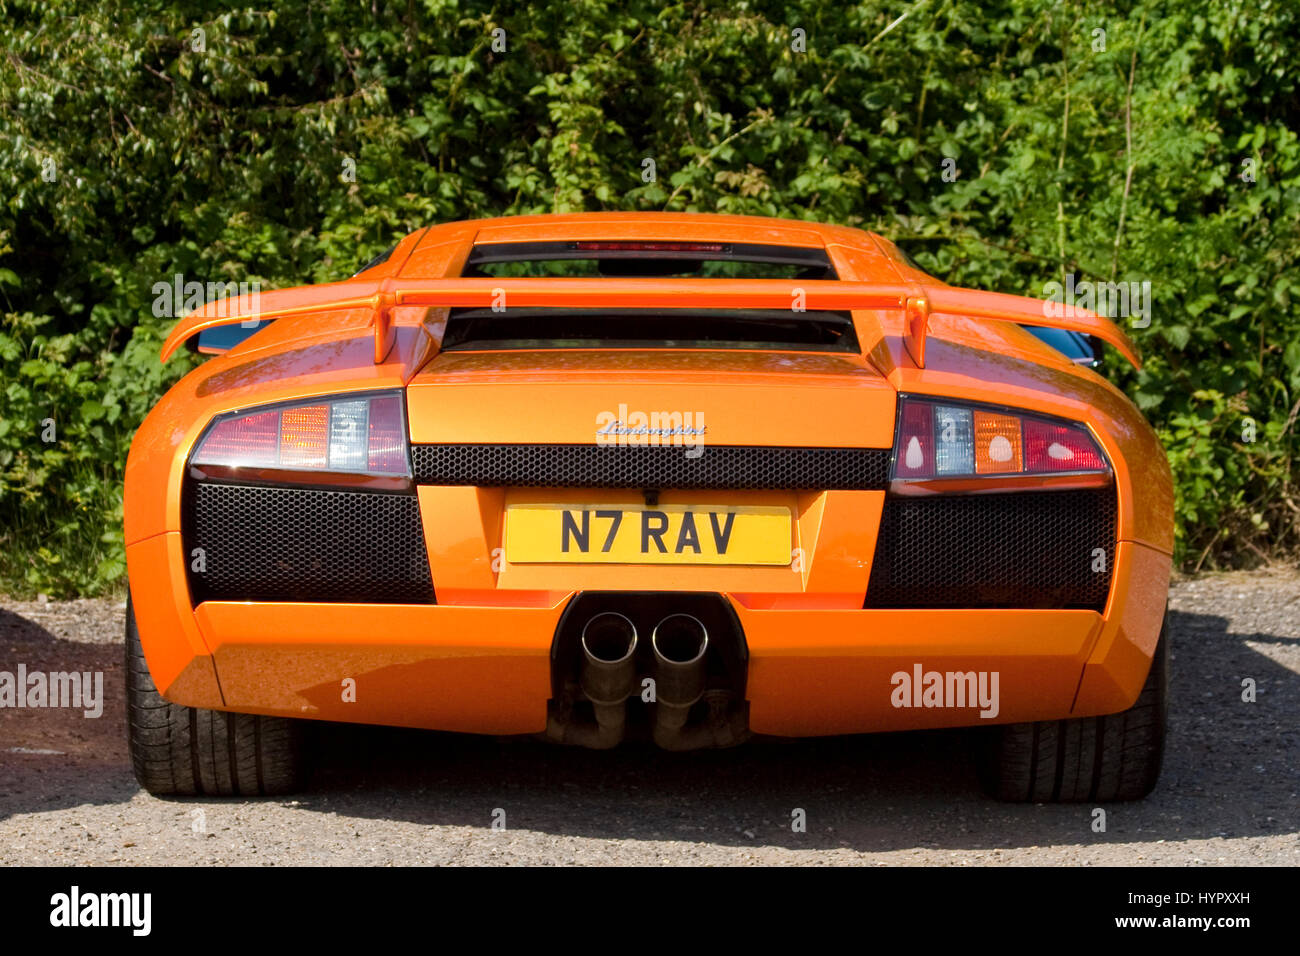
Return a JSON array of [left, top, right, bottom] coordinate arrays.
[[891, 396, 1109, 491], [1023, 418, 1107, 472], [895, 400, 934, 478], [934, 405, 973, 475], [194, 409, 279, 466], [192, 391, 411, 477], [365, 395, 407, 473], [972, 410, 1023, 474], [279, 405, 329, 468]]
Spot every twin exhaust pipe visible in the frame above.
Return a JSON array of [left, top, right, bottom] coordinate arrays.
[[646, 614, 709, 744], [551, 611, 715, 749], [575, 612, 642, 748]]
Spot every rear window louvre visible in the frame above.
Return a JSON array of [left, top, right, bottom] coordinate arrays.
[[463, 241, 837, 279], [448, 241, 851, 350], [440, 307, 860, 352]]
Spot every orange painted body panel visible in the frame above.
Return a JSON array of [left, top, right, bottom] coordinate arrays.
[[405, 349, 894, 447], [1074, 540, 1175, 715], [741, 608, 1103, 735], [124, 532, 223, 706], [124, 212, 1173, 739], [193, 601, 558, 734]]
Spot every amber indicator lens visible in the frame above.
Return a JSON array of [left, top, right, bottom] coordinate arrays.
[[973, 410, 1024, 474]]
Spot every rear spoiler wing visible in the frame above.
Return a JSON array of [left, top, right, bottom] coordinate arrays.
[[160, 277, 1141, 369]]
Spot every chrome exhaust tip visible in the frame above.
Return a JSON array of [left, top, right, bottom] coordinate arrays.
[[651, 613, 708, 665], [651, 613, 709, 708], [579, 611, 638, 706]]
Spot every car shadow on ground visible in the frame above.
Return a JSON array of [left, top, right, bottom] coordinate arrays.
[[0, 607, 136, 822], [1, 606, 1295, 853]]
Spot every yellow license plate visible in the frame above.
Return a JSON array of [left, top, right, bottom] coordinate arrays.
[[505, 504, 792, 565]]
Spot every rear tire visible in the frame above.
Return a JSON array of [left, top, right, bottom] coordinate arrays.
[[125, 596, 308, 796], [978, 612, 1168, 802]]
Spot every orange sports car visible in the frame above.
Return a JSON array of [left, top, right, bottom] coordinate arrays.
[[123, 213, 1172, 801]]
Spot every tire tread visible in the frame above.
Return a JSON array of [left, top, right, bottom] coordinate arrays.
[[125, 596, 307, 796], [979, 613, 1168, 802]]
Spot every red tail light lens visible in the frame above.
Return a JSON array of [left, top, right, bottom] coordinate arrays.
[[193, 392, 410, 477], [895, 400, 935, 478], [890, 396, 1109, 488], [367, 395, 406, 474], [1024, 419, 1107, 472], [191, 409, 279, 467]]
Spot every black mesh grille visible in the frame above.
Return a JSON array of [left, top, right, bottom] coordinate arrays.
[[186, 483, 434, 604], [864, 488, 1116, 610], [411, 444, 889, 490]]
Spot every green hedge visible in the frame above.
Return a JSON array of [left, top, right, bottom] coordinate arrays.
[[2, 0, 1297, 595]]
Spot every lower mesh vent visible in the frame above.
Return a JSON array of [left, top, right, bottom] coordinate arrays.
[[186, 482, 434, 604], [864, 488, 1116, 610], [410, 443, 890, 489]]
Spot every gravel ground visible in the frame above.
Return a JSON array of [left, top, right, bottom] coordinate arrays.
[[1, 571, 1296, 866]]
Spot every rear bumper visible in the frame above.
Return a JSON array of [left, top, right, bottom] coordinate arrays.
[[127, 533, 1170, 737]]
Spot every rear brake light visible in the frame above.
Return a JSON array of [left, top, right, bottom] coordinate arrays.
[[890, 396, 1108, 487], [895, 400, 934, 478], [1023, 418, 1107, 472], [192, 409, 279, 466], [366, 395, 407, 473], [192, 392, 410, 477], [571, 241, 728, 253]]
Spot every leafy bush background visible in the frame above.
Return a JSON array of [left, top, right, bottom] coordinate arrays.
[[1, 0, 1297, 595]]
